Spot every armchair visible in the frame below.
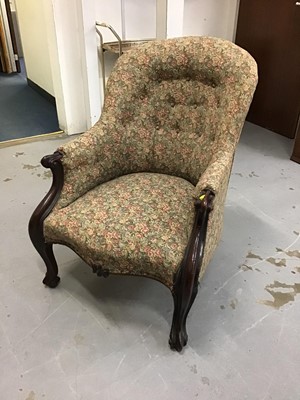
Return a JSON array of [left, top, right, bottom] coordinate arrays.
[[29, 37, 257, 351]]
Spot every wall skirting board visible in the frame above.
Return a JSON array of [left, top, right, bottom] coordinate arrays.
[[27, 78, 56, 106]]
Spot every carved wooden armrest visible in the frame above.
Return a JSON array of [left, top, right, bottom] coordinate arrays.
[[28, 151, 64, 253], [175, 189, 215, 284]]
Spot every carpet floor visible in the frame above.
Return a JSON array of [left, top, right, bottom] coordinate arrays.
[[0, 61, 59, 142]]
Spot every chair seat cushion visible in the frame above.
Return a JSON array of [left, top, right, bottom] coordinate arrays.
[[44, 173, 195, 288]]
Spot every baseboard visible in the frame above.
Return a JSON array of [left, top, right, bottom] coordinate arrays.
[[290, 154, 300, 164], [27, 78, 56, 106], [0, 131, 65, 148]]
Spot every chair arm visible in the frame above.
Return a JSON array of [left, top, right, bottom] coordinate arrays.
[[55, 124, 124, 209], [195, 150, 234, 198], [193, 150, 234, 279]]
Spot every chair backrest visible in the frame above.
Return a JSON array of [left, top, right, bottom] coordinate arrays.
[[102, 36, 257, 184]]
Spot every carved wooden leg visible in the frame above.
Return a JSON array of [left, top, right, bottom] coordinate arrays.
[[29, 228, 60, 288], [28, 151, 64, 288], [181, 281, 199, 341], [29, 217, 60, 288], [169, 295, 188, 351], [41, 243, 60, 288], [169, 190, 215, 352], [169, 278, 198, 352]]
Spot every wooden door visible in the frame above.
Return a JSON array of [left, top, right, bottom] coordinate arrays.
[[4, 0, 20, 72], [0, 0, 20, 73], [235, 0, 300, 139], [0, 3, 12, 72], [291, 120, 300, 163]]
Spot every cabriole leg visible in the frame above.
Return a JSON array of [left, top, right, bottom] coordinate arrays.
[[41, 243, 60, 288], [169, 279, 198, 352], [29, 229, 60, 288]]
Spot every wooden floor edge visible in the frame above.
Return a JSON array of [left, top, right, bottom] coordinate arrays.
[[0, 131, 65, 148]]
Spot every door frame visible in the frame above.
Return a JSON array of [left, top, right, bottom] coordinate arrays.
[[0, 0, 16, 72], [4, 0, 20, 72], [42, 0, 102, 135]]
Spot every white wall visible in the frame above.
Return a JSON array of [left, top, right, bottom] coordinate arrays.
[[15, 0, 54, 96], [95, 0, 156, 41], [43, 0, 101, 134], [13, 0, 101, 135], [156, 0, 167, 39], [183, 0, 239, 41], [95, 0, 239, 43], [123, 0, 156, 40], [167, 0, 184, 38], [95, 0, 122, 42], [95, 0, 239, 102]]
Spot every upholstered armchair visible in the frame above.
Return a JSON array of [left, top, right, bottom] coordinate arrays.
[[29, 37, 257, 351]]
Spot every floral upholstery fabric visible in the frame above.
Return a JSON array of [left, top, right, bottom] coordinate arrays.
[[45, 173, 195, 288], [197, 150, 234, 279], [54, 36, 257, 210], [44, 36, 258, 287]]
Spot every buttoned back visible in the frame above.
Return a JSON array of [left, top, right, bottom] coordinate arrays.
[[102, 36, 257, 184]]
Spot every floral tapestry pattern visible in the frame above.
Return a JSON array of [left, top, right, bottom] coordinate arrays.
[[44, 36, 258, 288]]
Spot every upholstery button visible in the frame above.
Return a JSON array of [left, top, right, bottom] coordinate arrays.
[[170, 101, 175, 107], [156, 125, 160, 130], [186, 77, 191, 81]]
